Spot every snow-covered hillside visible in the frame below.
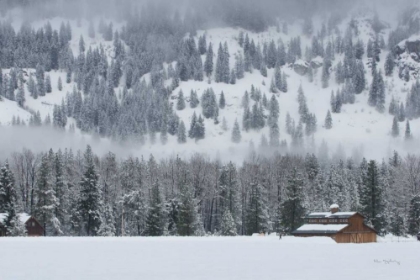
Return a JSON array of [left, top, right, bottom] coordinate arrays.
[[0, 4, 419, 162]]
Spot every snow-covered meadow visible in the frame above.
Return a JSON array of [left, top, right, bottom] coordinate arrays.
[[0, 236, 418, 280]]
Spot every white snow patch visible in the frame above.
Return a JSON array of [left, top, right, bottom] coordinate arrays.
[[0, 237, 418, 280]]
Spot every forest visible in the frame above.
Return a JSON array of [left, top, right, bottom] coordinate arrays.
[[1, 146, 420, 237]]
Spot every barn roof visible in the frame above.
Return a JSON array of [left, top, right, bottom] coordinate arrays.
[[292, 224, 349, 234], [0, 213, 31, 225], [306, 212, 357, 219]]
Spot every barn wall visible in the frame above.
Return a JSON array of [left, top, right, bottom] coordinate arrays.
[[335, 232, 376, 243], [26, 218, 44, 237]]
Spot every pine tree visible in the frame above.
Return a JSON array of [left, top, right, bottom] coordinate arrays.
[[405, 120, 412, 140], [268, 95, 280, 126], [384, 52, 394, 76], [389, 97, 397, 115], [145, 180, 166, 236], [177, 90, 186, 110], [270, 77, 278, 93], [408, 195, 420, 235], [204, 43, 214, 77], [230, 69, 236, 84], [280, 169, 306, 233], [177, 185, 198, 236], [35, 154, 62, 236], [246, 183, 270, 235], [190, 90, 199, 108], [391, 117, 399, 137], [231, 119, 241, 143], [219, 91, 226, 109], [322, 58, 331, 88], [220, 210, 237, 236], [325, 110, 333, 129], [398, 103, 406, 122], [195, 115, 205, 140], [58, 77, 63, 91], [188, 112, 197, 139], [177, 121, 187, 144], [77, 146, 102, 236], [359, 160, 386, 233], [280, 73, 288, 92], [98, 205, 116, 236], [16, 83, 25, 107], [369, 71, 379, 107], [0, 161, 21, 236]]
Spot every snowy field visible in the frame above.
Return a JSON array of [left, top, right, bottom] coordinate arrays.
[[0, 236, 419, 280]]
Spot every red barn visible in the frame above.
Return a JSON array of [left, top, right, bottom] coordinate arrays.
[[292, 204, 377, 243], [0, 213, 44, 237]]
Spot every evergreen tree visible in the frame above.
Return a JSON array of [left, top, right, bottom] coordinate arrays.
[[35, 154, 62, 236], [231, 119, 241, 143], [195, 115, 205, 140], [220, 210, 237, 236], [98, 205, 116, 236], [391, 117, 399, 137], [280, 72, 288, 92], [405, 120, 412, 140], [177, 185, 198, 236], [0, 162, 21, 236], [325, 110, 333, 129], [57, 76, 63, 92], [145, 180, 166, 236], [322, 58, 331, 88], [359, 160, 386, 233], [76, 146, 102, 236], [177, 121, 187, 144], [16, 83, 25, 107], [188, 90, 198, 109], [177, 90, 186, 110], [408, 195, 420, 235], [230, 69, 236, 84], [219, 91, 226, 109], [384, 52, 394, 76], [388, 97, 397, 115], [204, 43, 214, 77], [188, 112, 197, 139], [398, 103, 406, 122], [280, 169, 306, 233], [246, 183, 269, 235], [268, 95, 280, 126]]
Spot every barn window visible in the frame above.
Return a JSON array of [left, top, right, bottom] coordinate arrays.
[[31, 222, 35, 227]]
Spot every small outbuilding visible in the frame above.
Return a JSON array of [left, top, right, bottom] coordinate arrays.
[[292, 204, 377, 243], [0, 213, 44, 237]]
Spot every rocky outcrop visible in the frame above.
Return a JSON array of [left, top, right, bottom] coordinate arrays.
[[394, 35, 420, 61], [293, 60, 310, 76]]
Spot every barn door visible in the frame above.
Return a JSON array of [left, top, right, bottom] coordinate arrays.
[[356, 233, 363, 243], [350, 234, 357, 243]]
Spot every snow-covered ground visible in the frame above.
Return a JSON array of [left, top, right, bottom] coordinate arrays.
[[0, 236, 418, 280]]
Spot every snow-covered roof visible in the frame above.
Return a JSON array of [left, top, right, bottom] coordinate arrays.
[[0, 213, 31, 225], [293, 224, 348, 234], [330, 204, 339, 209], [306, 212, 357, 218]]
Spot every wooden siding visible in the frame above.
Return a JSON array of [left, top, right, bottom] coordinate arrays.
[[334, 232, 376, 243], [294, 212, 377, 243], [25, 217, 44, 236]]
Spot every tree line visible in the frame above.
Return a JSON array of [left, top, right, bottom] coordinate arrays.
[[1, 146, 419, 237]]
